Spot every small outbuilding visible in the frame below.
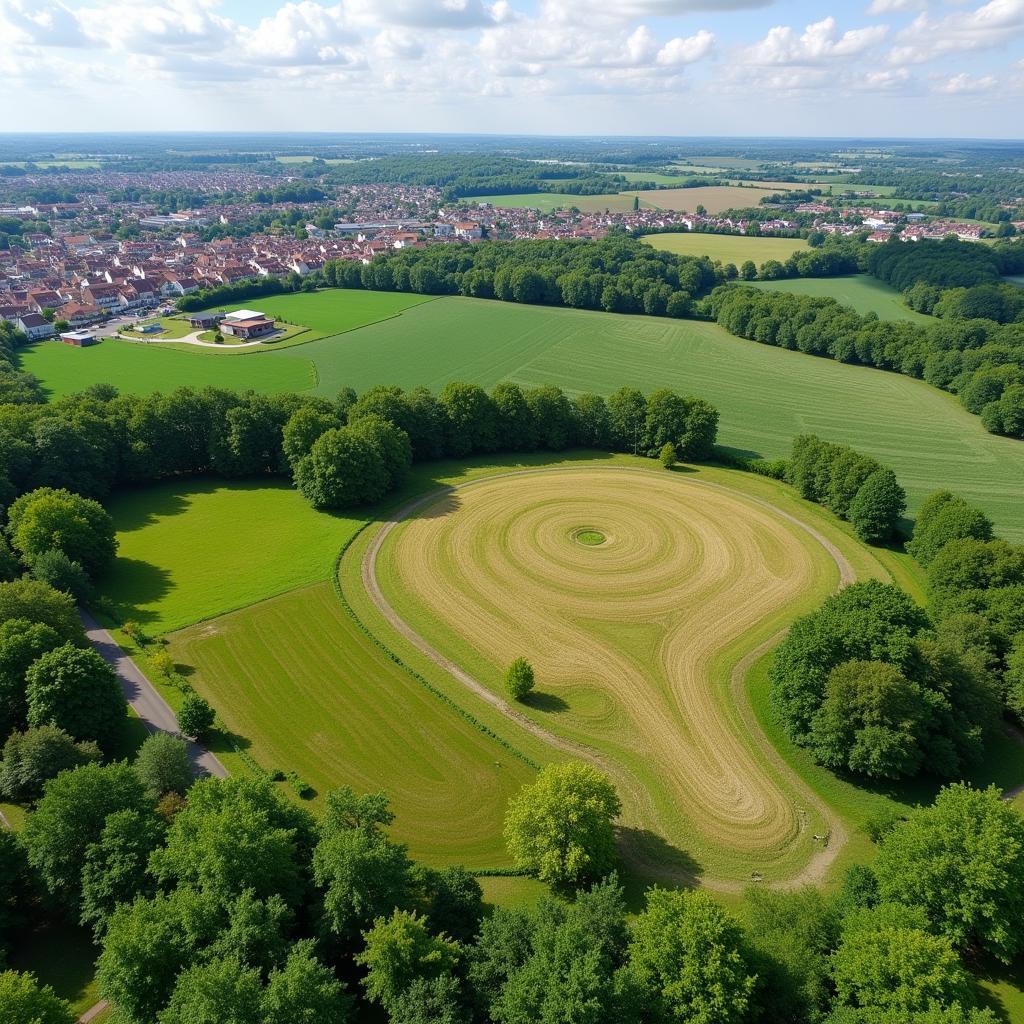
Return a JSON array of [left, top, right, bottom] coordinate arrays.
[[60, 330, 98, 347], [220, 316, 277, 340], [188, 313, 219, 328]]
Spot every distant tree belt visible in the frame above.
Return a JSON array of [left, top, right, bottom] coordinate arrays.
[[180, 237, 723, 319], [0, 381, 718, 516], [711, 280, 1024, 440], [320, 153, 634, 198]]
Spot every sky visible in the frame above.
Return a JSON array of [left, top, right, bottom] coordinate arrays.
[[2, 0, 1023, 137]]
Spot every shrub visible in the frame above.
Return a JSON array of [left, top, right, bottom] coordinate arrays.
[[176, 694, 215, 740], [505, 657, 535, 702]]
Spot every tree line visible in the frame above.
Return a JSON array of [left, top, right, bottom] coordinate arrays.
[[174, 236, 724, 320], [768, 443, 1024, 785], [0, 380, 718, 520], [4, 741, 1020, 1023], [711, 286, 1024, 439]]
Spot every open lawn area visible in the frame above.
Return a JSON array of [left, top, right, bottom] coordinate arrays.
[[465, 192, 649, 213], [625, 185, 781, 213], [746, 274, 933, 321], [642, 232, 809, 265], [103, 479, 363, 634], [17, 337, 314, 398], [167, 582, 537, 867], [242, 288, 434, 337], [266, 296, 1024, 540]]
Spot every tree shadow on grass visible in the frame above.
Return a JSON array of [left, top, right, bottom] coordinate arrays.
[[615, 825, 702, 910], [523, 690, 569, 713], [102, 558, 173, 624], [971, 957, 1024, 1024], [713, 444, 764, 463]]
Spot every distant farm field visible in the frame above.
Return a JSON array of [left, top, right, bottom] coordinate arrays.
[[21, 292, 1024, 540], [103, 480, 363, 633], [642, 232, 809, 265], [18, 338, 314, 398], [625, 185, 780, 213], [746, 275, 932, 321], [167, 582, 536, 866]]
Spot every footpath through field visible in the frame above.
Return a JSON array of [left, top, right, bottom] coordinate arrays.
[[79, 609, 227, 780]]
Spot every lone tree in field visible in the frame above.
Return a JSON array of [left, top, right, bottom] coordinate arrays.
[[659, 443, 677, 469], [176, 694, 215, 741], [504, 761, 621, 889], [505, 657, 535, 702]]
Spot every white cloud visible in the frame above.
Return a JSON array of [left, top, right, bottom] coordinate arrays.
[[934, 71, 998, 91], [889, 0, 1024, 62], [348, 0, 496, 29], [742, 16, 888, 66], [867, 0, 925, 14], [657, 29, 715, 65]]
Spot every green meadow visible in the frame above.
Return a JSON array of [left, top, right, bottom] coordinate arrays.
[[747, 275, 933, 321], [102, 480, 364, 634], [19, 292, 1024, 540], [18, 338, 314, 399], [643, 232, 809, 266]]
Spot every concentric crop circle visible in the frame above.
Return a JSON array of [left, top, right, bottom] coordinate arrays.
[[373, 467, 843, 880]]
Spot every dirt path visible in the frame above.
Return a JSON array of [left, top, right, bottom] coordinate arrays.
[[80, 610, 227, 780], [77, 1000, 109, 1023], [358, 465, 855, 890]]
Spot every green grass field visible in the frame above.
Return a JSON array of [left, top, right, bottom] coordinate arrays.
[[18, 338, 314, 399], [19, 291, 1024, 539], [103, 480, 364, 634], [167, 582, 536, 866], [746, 275, 932, 321], [235, 289, 434, 337], [642, 232, 809, 266], [265, 297, 1024, 541]]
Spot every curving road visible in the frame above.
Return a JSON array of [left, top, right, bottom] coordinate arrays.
[[79, 610, 227, 780]]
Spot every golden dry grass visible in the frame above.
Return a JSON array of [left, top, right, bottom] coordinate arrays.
[[372, 467, 851, 885]]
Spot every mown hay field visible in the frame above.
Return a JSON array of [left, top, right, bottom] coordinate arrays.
[[642, 232, 809, 266], [167, 582, 536, 867], [103, 480, 364, 634], [367, 465, 892, 884], [747, 275, 932, 321], [624, 185, 782, 213]]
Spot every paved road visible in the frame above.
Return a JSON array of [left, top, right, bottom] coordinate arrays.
[[79, 610, 227, 780]]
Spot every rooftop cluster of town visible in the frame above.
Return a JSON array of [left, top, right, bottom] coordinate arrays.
[[2, 167, 1015, 336]]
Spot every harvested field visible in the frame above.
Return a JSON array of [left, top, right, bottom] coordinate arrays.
[[625, 185, 780, 213], [373, 466, 850, 884]]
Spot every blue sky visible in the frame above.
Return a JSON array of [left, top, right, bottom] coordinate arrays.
[[2, 0, 1022, 136]]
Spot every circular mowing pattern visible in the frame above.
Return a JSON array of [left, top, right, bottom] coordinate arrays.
[[377, 468, 839, 878], [572, 528, 607, 546]]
